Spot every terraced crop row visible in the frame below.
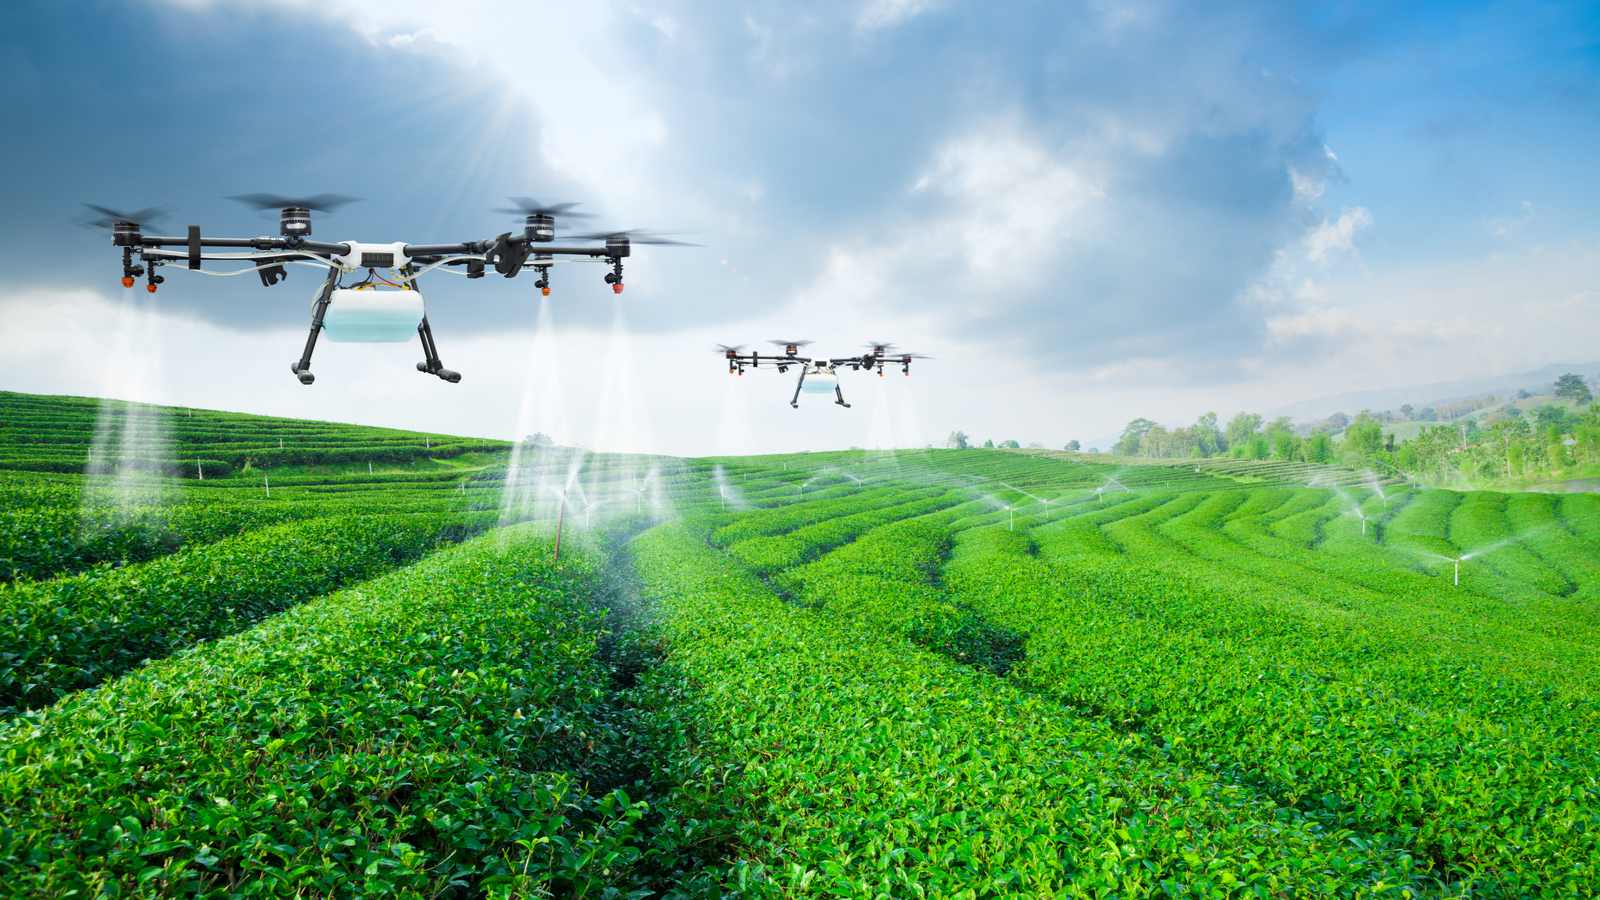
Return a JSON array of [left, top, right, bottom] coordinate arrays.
[[630, 519, 1426, 896], [0, 525, 707, 897], [0, 511, 494, 717], [937, 501, 1600, 892]]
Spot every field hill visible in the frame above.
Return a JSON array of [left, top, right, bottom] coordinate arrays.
[[1, 391, 1598, 897], [1263, 361, 1600, 423]]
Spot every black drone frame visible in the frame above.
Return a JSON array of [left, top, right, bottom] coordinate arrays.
[[99, 204, 638, 385], [721, 342, 926, 409]]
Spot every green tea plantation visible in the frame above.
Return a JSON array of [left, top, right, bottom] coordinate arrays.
[[2, 390, 1597, 898]]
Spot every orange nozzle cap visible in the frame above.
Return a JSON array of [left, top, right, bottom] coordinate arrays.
[[612, 283, 624, 294], [121, 277, 135, 288], [541, 287, 550, 296], [146, 284, 157, 293]]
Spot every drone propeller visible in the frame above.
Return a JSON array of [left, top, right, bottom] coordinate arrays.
[[714, 343, 747, 354], [768, 339, 814, 349], [864, 341, 898, 353], [493, 198, 593, 220], [568, 229, 701, 247], [228, 193, 360, 213], [79, 204, 174, 229]]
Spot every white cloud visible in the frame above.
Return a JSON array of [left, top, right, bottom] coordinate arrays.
[[1289, 164, 1324, 201], [1487, 200, 1540, 238], [857, 0, 936, 30], [1305, 206, 1372, 261]]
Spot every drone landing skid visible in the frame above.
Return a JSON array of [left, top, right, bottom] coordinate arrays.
[[415, 315, 461, 383], [787, 369, 852, 408], [289, 266, 460, 385]]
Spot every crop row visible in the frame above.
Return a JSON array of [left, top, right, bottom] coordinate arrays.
[[0, 524, 705, 897], [708, 484, 909, 547], [945, 512, 1600, 893], [0, 511, 496, 717], [773, 519, 1025, 675], [630, 519, 1425, 896], [723, 491, 959, 574]]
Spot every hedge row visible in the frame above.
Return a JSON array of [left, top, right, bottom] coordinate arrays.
[[945, 507, 1600, 894], [0, 512, 494, 717], [629, 519, 1426, 896], [0, 525, 673, 897]]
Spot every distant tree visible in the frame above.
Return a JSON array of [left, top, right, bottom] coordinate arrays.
[[983, 439, 994, 448], [1400, 404, 1414, 420], [1115, 418, 1158, 456], [1344, 413, 1384, 458], [1533, 405, 1573, 434], [1516, 388, 1532, 400], [1224, 412, 1262, 450], [1307, 432, 1334, 463], [1272, 431, 1297, 461], [1026, 442, 1044, 449], [1001, 439, 1021, 449], [1064, 439, 1081, 452], [1087, 447, 1101, 454], [1188, 411, 1220, 455], [1323, 411, 1351, 434], [946, 430, 970, 450], [1554, 373, 1594, 405], [522, 432, 554, 447]]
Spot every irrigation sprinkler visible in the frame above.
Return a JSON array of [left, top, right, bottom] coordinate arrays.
[[1001, 482, 1052, 520]]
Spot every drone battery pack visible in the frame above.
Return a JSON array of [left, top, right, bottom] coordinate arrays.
[[322, 288, 424, 343]]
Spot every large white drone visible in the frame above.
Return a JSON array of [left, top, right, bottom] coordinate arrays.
[[84, 196, 693, 385]]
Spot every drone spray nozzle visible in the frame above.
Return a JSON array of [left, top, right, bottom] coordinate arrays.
[[542, 287, 551, 296], [146, 283, 157, 293], [612, 283, 624, 294], [121, 277, 134, 289]]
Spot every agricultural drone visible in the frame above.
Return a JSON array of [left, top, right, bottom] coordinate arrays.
[[83, 197, 693, 385], [715, 340, 930, 408]]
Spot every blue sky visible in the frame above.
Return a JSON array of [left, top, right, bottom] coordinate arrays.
[[0, 0, 1595, 454]]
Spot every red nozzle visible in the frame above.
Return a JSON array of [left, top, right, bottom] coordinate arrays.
[[121, 277, 134, 288], [146, 284, 157, 293], [612, 283, 624, 294], [542, 287, 550, 296]]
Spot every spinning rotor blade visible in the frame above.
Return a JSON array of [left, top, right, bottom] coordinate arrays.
[[768, 339, 814, 349], [569, 229, 702, 247], [863, 341, 899, 353], [78, 204, 174, 229], [714, 343, 747, 354], [228, 193, 361, 213], [493, 197, 593, 219]]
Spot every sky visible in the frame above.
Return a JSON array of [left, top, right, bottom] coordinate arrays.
[[0, 0, 1596, 455]]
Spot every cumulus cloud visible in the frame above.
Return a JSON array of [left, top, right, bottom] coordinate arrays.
[[1305, 206, 1372, 262]]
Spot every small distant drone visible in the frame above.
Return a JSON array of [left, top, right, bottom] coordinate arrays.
[[82, 196, 693, 385], [715, 340, 930, 408]]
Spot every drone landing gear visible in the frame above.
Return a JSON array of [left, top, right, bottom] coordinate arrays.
[[835, 385, 852, 408], [290, 265, 342, 385], [415, 315, 461, 383], [790, 369, 806, 408]]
